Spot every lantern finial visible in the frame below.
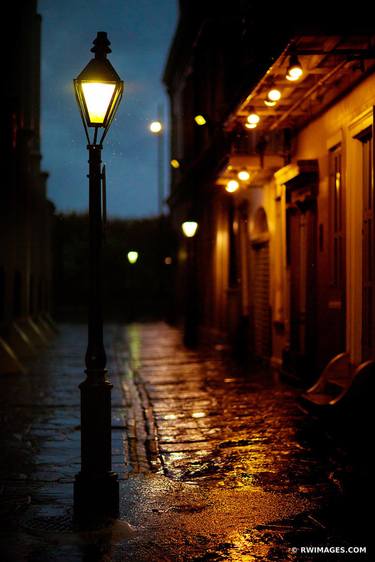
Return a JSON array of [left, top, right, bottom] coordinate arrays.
[[91, 32, 112, 59]]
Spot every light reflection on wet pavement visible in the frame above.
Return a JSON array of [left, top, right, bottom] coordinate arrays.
[[120, 324, 329, 494], [0, 323, 371, 561]]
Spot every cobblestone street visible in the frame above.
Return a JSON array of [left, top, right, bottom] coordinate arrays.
[[0, 323, 371, 561]]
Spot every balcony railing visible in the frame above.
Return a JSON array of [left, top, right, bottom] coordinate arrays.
[[232, 129, 288, 157]]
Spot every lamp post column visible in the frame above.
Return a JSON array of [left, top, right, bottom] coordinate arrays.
[[181, 220, 199, 347], [184, 235, 198, 347], [86, 144, 105, 370], [157, 103, 164, 216], [74, 142, 119, 522]]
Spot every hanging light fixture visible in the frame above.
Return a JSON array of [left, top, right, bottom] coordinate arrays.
[[225, 179, 239, 193], [238, 169, 250, 181], [246, 107, 260, 126], [286, 53, 303, 81], [267, 87, 282, 103]]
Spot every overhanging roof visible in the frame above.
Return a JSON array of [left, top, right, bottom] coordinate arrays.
[[226, 33, 375, 133]]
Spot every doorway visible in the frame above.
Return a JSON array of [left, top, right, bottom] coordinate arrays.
[[287, 194, 317, 378], [251, 208, 271, 360]]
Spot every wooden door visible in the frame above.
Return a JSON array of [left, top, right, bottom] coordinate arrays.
[[287, 197, 317, 375]]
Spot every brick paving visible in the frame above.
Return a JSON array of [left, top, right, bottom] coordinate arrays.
[[0, 322, 372, 561]]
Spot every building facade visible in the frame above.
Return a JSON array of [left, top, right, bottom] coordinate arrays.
[[164, 2, 375, 384], [0, 1, 55, 373]]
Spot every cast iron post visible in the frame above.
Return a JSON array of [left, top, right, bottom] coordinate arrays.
[[73, 144, 119, 523]]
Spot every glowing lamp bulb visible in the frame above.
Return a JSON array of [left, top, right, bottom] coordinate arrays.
[[247, 112, 260, 125], [226, 180, 239, 193], [238, 170, 250, 181], [286, 66, 303, 81], [286, 54, 303, 81], [182, 221, 198, 238], [267, 88, 281, 102], [80, 82, 117, 125], [127, 251, 139, 264], [194, 115, 207, 126], [150, 120, 162, 133], [170, 159, 180, 169]]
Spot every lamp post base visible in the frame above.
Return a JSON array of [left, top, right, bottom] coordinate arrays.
[[74, 375, 119, 525], [74, 471, 119, 525]]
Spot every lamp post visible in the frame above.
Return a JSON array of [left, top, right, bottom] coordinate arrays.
[[126, 251, 139, 322], [127, 250, 139, 264], [149, 103, 165, 216], [181, 218, 199, 347], [150, 108, 167, 318], [73, 31, 123, 522]]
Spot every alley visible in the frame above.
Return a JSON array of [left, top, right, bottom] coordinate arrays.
[[0, 323, 370, 561], [3, 4, 375, 561]]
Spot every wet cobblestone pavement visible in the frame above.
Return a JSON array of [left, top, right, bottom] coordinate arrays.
[[0, 323, 372, 561]]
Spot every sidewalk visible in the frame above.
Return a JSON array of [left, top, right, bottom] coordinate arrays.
[[0, 323, 371, 561]]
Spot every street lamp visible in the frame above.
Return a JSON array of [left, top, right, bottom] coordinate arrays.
[[150, 109, 167, 319], [181, 216, 199, 347], [73, 31, 123, 523], [149, 105, 165, 216], [127, 250, 139, 264], [149, 120, 162, 134], [182, 220, 198, 238]]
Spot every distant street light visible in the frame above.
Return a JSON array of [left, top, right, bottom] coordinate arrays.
[[182, 220, 198, 238], [182, 216, 199, 346], [194, 114, 207, 126], [149, 120, 162, 134], [150, 109, 169, 319], [73, 31, 123, 523], [149, 106, 165, 216], [127, 250, 139, 264]]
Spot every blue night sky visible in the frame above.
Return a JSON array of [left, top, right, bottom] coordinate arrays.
[[38, 0, 178, 218]]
